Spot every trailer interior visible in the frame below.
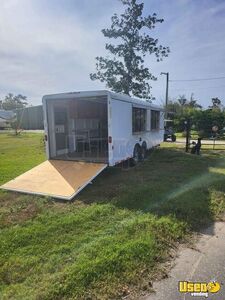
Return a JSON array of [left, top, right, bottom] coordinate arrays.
[[46, 96, 108, 163]]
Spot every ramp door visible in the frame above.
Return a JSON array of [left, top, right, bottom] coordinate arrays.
[[1, 160, 107, 200]]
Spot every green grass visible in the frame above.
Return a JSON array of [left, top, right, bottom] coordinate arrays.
[[1, 133, 225, 299], [0, 133, 45, 184], [175, 130, 199, 138]]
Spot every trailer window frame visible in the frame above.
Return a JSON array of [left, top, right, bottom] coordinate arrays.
[[151, 110, 160, 131], [132, 107, 147, 133]]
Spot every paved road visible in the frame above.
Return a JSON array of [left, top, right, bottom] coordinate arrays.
[[143, 222, 225, 300]]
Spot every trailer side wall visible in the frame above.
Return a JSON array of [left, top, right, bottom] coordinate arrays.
[[109, 96, 164, 166]]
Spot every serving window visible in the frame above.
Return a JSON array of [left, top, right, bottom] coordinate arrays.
[[151, 110, 160, 130], [132, 107, 147, 133]]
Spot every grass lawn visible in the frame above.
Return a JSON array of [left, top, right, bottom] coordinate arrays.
[[0, 133, 45, 184], [1, 133, 225, 299]]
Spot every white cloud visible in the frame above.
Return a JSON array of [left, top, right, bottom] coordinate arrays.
[[0, 0, 118, 104], [0, 0, 224, 107]]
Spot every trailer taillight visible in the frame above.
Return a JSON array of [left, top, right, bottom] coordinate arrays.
[[108, 136, 112, 143]]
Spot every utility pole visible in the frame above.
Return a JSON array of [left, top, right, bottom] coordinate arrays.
[[161, 72, 169, 120]]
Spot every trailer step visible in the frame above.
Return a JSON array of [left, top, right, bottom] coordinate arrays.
[[1, 160, 107, 200]]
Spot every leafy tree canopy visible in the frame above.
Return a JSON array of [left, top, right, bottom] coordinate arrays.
[[176, 93, 202, 109], [167, 95, 225, 137], [90, 0, 169, 99], [208, 97, 222, 110], [1, 93, 28, 111]]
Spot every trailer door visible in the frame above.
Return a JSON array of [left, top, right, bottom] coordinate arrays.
[[110, 99, 132, 165], [1, 160, 107, 200]]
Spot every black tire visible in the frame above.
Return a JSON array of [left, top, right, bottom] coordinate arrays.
[[141, 142, 147, 159], [132, 144, 141, 165], [171, 134, 176, 142]]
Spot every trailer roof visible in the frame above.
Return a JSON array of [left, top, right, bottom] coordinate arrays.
[[42, 90, 163, 110]]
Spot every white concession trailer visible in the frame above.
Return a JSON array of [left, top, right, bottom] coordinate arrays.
[[1, 90, 164, 200]]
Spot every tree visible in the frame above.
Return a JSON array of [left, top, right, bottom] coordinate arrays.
[[177, 95, 187, 107], [177, 94, 202, 109], [166, 100, 182, 120], [166, 94, 202, 132], [209, 97, 222, 110], [194, 109, 225, 137], [90, 0, 169, 99], [1, 93, 28, 135], [188, 93, 202, 109], [1, 93, 28, 111]]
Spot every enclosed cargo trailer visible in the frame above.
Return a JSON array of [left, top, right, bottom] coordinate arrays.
[[1, 90, 164, 200], [43, 90, 164, 165]]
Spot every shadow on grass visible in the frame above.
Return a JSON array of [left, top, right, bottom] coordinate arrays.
[[78, 148, 225, 235]]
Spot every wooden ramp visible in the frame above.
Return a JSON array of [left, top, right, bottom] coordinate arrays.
[[0, 160, 107, 200]]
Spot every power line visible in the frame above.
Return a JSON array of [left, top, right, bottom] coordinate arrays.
[[170, 84, 225, 92], [169, 75, 225, 82]]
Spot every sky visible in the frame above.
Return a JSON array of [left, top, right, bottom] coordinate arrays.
[[0, 0, 225, 108]]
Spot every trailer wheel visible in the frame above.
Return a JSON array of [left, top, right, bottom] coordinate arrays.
[[141, 142, 147, 159], [132, 144, 141, 165]]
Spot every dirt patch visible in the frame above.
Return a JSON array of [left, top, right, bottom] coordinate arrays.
[[8, 202, 41, 224], [0, 201, 41, 227], [0, 192, 51, 227]]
